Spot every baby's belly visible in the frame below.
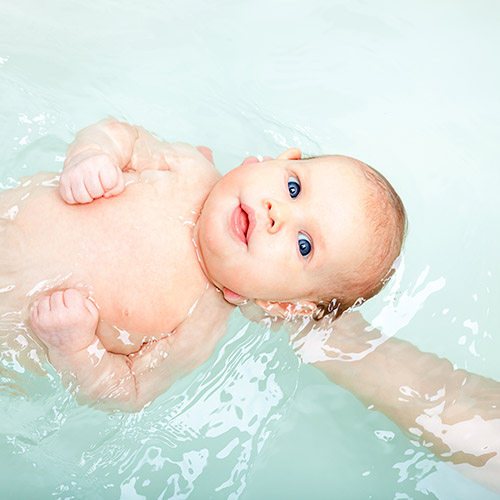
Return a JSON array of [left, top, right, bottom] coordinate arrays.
[[90, 253, 207, 354], [1, 173, 209, 355]]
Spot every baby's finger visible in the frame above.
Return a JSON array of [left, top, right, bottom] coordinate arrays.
[[36, 295, 52, 314], [99, 164, 119, 191], [59, 182, 77, 204], [84, 172, 106, 199], [84, 298, 100, 321], [62, 289, 85, 309], [70, 181, 93, 204], [103, 167, 125, 198], [50, 290, 66, 309]]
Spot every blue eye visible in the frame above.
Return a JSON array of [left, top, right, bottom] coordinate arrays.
[[288, 175, 300, 199], [298, 233, 312, 257]]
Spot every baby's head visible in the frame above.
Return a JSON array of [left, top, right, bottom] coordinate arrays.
[[196, 149, 406, 320]]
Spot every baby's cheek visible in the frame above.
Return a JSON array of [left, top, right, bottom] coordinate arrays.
[[239, 265, 276, 295]]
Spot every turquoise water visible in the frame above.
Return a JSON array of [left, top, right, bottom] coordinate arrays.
[[1, 0, 499, 498]]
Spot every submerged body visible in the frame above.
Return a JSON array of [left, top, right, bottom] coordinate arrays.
[[1, 118, 407, 406], [1, 152, 224, 356], [1, 119, 498, 494]]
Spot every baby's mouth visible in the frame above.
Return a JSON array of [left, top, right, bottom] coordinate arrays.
[[231, 204, 255, 245], [231, 205, 249, 245], [241, 209, 249, 240], [241, 204, 255, 243]]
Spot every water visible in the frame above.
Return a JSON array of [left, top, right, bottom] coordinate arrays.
[[1, 0, 499, 498]]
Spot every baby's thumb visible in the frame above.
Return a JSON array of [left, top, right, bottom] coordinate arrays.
[[84, 298, 100, 322], [103, 167, 125, 198]]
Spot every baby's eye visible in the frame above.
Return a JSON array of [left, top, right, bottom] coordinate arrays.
[[288, 175, 301, 199], [298, 232, 312, 258]]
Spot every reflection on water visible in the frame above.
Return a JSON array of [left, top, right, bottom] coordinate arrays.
[[1, 311, 300, 499], [1, 0, 500, 498]]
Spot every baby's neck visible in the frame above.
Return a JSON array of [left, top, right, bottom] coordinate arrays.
[[191, 222, 212, 282], [191, 222, 247, 307]]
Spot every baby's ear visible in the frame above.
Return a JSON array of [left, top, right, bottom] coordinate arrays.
[[222, 287, 247, 305], [276, 148, 302, 161], [255, 299, 316, 319]]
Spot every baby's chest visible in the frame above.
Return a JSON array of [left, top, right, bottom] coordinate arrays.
[[9, 174, 212, 352], [87, 193, 209, 345]]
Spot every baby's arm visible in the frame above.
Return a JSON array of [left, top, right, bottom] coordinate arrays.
[[301, 312, 500, 493], [60, 118, 215, 204], [31, 288, 229, 411], [31, 289, 142, 408]]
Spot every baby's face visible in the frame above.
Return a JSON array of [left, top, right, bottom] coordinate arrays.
[[196, 154, 372, 304]]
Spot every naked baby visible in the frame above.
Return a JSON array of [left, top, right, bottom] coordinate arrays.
[[0, 119, 405, 410]]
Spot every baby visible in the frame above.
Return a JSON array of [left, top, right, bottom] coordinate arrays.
[[0, 119, 406, 409]]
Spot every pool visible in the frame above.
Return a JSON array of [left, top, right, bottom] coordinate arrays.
[[1, 0, 499, 498]]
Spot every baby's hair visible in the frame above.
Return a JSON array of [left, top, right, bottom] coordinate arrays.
[[303, 156, 407, 321]]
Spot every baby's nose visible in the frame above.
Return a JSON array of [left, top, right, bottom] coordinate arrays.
[[265, 199, 290, 233]]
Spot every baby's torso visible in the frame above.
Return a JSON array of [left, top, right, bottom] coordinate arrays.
[[1, 167, 221, 354]]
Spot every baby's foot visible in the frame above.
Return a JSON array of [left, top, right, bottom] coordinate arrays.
[[31, 289, 99, 354]]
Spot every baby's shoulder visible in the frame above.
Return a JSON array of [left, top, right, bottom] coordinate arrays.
[[167, 142, 221, 185]]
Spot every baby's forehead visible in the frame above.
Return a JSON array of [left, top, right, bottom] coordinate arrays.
[[298, 157, 372, 258], [295, 155, 367, 193], [299, 154, 364, 171]]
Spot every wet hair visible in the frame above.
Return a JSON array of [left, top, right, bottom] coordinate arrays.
[[304, 156, 407, 321]]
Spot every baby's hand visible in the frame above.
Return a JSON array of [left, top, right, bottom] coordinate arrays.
[[31, 289, 99, 354], [59, 150, 125, 204]]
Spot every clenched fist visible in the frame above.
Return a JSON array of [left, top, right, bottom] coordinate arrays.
[[59, 150, 125, 204]]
